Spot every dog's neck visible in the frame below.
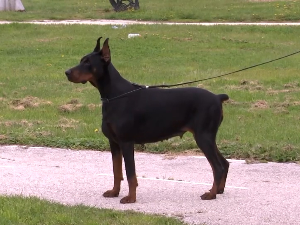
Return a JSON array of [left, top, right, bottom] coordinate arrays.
[[97, 63, 135, 99]]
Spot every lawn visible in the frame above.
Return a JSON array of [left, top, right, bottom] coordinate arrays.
[[0, 23, 299, 162], [0, 195, 184, 225], [0, 0, 300, 22], [1, 2, 300, 224]]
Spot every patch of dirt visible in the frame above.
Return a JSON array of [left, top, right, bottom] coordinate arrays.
[[67, 99, 80, 104], [273, 106, 289, 114], [87, 103, 101, 110], [283, 144, 295, 152], [272, 101, 290, 108], [293, 101, 300, 106], [253, 98, 300, 114], [58, 99, 83, 112], [10, 96, 52, 110], [0, 120, 41, 127], [266, 89, 291, 95], [20, 120, 33, 127], [226, 80, 264, 92], [251, 100, 269, 109], [283, 81, 299, 88], [1, 121, 13, 127], [267, 82, 299, 95], [0, 135, 7, 140], [271, 99, 300, 114], [56, 117, 79, 131]]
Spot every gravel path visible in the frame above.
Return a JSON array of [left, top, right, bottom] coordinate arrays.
[[1, 145, 299, 225]]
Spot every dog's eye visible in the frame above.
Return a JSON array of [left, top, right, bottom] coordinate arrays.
[[80, 58, 89, 64], [83, 61, 92, 70], [82, 61, 90, 66]]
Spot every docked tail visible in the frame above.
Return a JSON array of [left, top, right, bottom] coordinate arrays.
[[218, 94, 229, 103]]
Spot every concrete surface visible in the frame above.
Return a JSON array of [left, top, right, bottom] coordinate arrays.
[[2, 19, 300, 26], [0, 145, 299, 225]]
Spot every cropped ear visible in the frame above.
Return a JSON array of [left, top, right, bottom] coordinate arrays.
[[93, 37, 102, 52], [101, 38, 111, 63]]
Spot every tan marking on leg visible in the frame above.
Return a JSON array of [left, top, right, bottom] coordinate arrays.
[[120, 176, 138, 204], [112, 153, 124, 191], [201, 161, 217, 200], [103, 153, 123, 198], [216, 150, 229, 194]]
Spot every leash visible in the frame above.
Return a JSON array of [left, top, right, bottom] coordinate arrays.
[[148, 49, 300, 88], [101, 49, 300, 103], [101, 87, 145, 103]]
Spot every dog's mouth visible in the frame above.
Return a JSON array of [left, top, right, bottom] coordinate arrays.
[[66, 75, 87, 84], [65, 70, 88, 84], [66, 77, 87, 84]]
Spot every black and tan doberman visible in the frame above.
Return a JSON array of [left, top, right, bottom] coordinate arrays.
[[65, 37, 230, 204]]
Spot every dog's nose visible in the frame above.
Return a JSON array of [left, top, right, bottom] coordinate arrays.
[[65, 69, 71, 76]]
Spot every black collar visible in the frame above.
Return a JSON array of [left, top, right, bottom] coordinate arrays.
[[101, 83, 148, 103]]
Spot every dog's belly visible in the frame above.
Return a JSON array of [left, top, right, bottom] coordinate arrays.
[[134, 130, 186, 144], [119, 117, 191, 143], [107, 103, 196, 143]]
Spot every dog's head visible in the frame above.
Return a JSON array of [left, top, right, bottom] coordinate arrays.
[[65, 37, 111, 87]]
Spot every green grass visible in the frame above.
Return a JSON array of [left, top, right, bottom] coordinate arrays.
[[0, 24, 299, 162], [0, 195, 184, 225], [0, 0, 300, 22]]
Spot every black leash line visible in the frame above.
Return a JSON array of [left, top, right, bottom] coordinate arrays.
[[101, 49, 300, 103], [148, 49, 300, 88], [101, 87, 145, 103]]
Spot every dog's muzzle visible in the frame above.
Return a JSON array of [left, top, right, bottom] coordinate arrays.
[[65, 69, 71, 77], [65, 69, 87, 84], [65, 69, 74, 82]]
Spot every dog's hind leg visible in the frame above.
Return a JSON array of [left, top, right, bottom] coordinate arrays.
[[215, 147, 229, 194], [194, 132, 225, 200], [215, 108, 229, 194], [103, 140, 124, 198], [120, 142, 138, 204]]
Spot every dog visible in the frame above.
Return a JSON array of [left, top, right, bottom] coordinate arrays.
[[65, 37, 230, 204]]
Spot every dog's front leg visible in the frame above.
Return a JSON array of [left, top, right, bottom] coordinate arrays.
[[120, 142, 138, 204], [103, 140, 123, 198]]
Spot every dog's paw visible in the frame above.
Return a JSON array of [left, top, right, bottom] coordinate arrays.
[[120, 195, 136, 204], [217, 188, 224, 194], [211, 188, 225, 194], [103, 189, 120, 198], [201, 192, 216, 200]]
